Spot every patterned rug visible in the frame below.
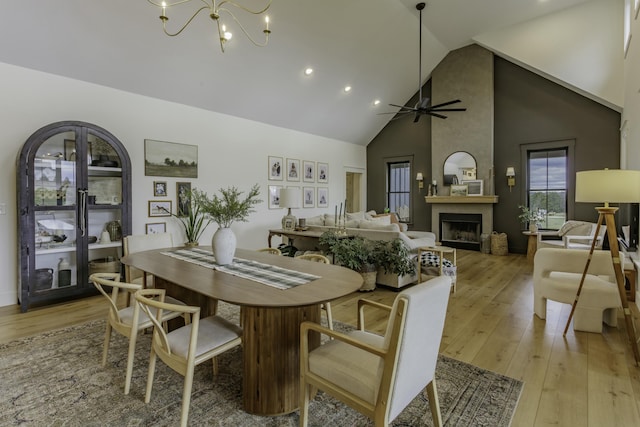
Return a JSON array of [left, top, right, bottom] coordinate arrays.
[[0, 303, 522, 426]]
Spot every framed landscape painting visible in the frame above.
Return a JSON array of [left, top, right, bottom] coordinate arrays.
[[144, 139, 198, 178]]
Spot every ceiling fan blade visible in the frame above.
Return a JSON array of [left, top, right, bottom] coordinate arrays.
[[428, 112, 448, 119], [429, 99, 462, 109], [413, 113, 421, 123], [430, 107, 467, 112], [389, 103, 417, 111]]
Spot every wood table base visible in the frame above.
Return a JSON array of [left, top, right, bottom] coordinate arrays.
[[242, 305, 321, 415]]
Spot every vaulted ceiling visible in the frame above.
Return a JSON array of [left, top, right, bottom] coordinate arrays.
[[0, 0, 622, 146]]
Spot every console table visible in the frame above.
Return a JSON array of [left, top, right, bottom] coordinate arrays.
[[268, 229, 324, 248]]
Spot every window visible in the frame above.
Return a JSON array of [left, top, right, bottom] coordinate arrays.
[[527, 148, 568, 230], [387, 160, 411, 222]]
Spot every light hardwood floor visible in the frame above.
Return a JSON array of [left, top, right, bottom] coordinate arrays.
[[1, 250, 639, 426]]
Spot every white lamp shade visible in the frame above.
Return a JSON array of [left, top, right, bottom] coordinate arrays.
[[416, 172, 423, 181], [279, 188, 301, 209], [575, 169, 640, 203], [506, 167, 515, 177]]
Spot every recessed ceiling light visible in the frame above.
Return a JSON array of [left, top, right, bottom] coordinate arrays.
[[304, 68, 313, 76], [344, 86, 352, 93], [373, 99, 381, 106]]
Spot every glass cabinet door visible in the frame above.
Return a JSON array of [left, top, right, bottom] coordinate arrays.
[[86, 132, 123, 277], [32, 130, 79, 291]]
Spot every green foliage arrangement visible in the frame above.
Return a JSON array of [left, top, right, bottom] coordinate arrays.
[[193, 184, 262, 229], [518, 205, 544, 224], [372, 238, 416, 277], [319, 231, 415, 276], [164, 191, 212, 244]]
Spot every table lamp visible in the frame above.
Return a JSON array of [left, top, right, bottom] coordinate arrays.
[[569, 168, 640, 364], [279, 188, 301, 231]]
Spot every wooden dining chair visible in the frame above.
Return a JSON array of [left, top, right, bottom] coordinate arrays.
[[295, 253, 333, 330], [257, 247, 282, 255], [90, 272, 189, 395], [123, 233, 174, 287], [299, 276, 451, 427], [135, 288, 243, 427]]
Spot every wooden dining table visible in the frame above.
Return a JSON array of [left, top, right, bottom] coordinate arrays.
[[120, 247, 362, 416]]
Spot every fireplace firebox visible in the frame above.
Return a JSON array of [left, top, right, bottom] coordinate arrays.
[[439, 213, 482, 250]]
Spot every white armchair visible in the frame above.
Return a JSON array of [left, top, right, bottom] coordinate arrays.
[[299, 276, 451, 426], [533, 248, 622, 333], [537, 220, 605, 250]]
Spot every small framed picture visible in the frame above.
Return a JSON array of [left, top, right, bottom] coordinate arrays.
[[317, 187, 328, 208], [463, 179, 483, 196], [303, 187, 315, 208], [153, 181, 167, 197], [303, 160, 315, 183], [268, 185, 282, 209], [286, 158, 300, 182], [317, 162, 328, 183], [268, 156, 283, 181], [176, 182, 191, 216], [146, 222, 166, 234], [149, 200, 172, 217], [450, 184, 468, 197]]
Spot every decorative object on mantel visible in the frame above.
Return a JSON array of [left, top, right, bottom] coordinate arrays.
[[146, 0, 271, 53], [380, 2, 466, 122], [518, 205, 544, 232], [193, 184, 261, 265]]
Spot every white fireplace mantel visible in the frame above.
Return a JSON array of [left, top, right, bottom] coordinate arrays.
[[425, 195, 499, 204]]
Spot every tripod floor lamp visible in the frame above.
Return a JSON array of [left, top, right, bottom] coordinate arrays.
[[567, 169, 640, 365]]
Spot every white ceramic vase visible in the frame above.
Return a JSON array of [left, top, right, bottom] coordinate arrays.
[[212, 227, 236, 265]]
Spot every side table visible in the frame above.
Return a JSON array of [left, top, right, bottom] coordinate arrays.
[[418, 246, 457, 293], [522, 231, 538, 262]]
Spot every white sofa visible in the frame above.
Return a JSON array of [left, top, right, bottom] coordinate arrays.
[[301, 211, 436, 288], [533, 248, 622, 333]]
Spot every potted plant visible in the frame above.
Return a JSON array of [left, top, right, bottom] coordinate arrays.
[[193, 184, 262, 265], [518, 205, 544, 232], [319, 231, 377, 291], [163, 189, 212, 246]]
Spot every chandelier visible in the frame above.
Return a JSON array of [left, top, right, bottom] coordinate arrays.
[[146, 0, 272, 53]]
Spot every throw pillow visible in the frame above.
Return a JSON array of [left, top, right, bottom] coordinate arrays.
[[306, 215, 325, 226], [359, 221, 400, 232], [367, 215, 391, 225], [346, 211, 366, 221], [420, 251, 454, 268]]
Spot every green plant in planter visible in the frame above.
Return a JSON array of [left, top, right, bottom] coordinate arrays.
[[162, 192, 213, 246], [372, 238, 416, 277], [193, 184, 262, 228], [319, 231, 376, 273]]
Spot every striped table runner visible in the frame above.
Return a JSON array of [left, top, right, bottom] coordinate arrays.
[[161, 247, 320, 290]]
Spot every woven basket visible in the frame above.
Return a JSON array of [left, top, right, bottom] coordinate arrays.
[[490, 232, 508, 256], [89, 258, 121, 275]]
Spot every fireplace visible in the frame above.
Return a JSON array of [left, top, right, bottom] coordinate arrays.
[[439, 213, 482, 250]]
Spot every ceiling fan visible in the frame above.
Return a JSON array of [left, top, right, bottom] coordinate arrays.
[[383, 2, 466, 122]]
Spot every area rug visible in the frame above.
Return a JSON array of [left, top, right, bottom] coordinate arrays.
[[0, 303, 522, 426]]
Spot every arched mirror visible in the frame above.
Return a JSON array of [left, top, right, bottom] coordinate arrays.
[[443, 152, 476, 185]]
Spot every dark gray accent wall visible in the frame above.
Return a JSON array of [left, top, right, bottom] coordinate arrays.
[[367, 81, 432, 231], [367, 47, 621, 251], [494, 57, 621, 253]]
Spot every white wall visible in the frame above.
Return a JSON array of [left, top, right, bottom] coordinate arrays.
[[0, 62, 366, 307], [475, 0, 624, 111]]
